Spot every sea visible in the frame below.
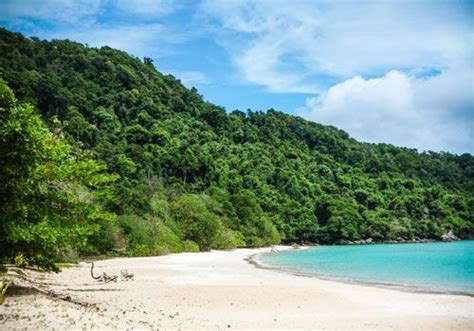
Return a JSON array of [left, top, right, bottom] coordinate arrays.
[[257, 240, 474, 295]]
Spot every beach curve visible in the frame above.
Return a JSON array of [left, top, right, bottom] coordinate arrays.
[[1, 246, 472, 330]]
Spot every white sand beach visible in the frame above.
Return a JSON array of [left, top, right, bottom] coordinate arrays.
[[1, 246, 473, 330]]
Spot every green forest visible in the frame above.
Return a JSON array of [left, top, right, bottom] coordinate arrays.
[[1, 28, 473, 271]]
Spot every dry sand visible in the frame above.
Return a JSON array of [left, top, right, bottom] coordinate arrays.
[[0, 246, 473, 330]]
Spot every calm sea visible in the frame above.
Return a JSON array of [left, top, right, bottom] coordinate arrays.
[[258, 241, 474, 295]]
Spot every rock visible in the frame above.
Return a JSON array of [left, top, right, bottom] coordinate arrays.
[[366, 238, 373, 244], [441, 230, 458, 242], [337, 239, 353, 245]]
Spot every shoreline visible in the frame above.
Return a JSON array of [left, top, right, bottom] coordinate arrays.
[[290, 238, 472, 247], [1, 246, 473, 330], [248, 249, 474, 298], [250, 242, 474, 298]]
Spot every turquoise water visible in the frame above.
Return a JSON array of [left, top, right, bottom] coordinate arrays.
[[258, 241, 474, 295]]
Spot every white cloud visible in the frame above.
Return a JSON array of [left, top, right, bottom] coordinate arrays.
[[202, 0, 471, 91], [0, 0, 100, 25], [299, 68, 473, 154], [115, 0, 179, 16], [202, 0, 473, 153], [52, 23, 177, 58], [235, 37, 318, 93], [0, 0, 190, 60], [202, 0, 324, 93], [163, 71, 210, 86], [51, 23, 196, 64]]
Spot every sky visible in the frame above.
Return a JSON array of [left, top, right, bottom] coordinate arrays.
[[1, 0, 473, 154]]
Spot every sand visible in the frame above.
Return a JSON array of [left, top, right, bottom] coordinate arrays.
[[0, 246, 472, 330]]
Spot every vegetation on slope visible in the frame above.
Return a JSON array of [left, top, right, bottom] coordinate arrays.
[[0, 78, 115, 270], [0, 28, 472, 268]]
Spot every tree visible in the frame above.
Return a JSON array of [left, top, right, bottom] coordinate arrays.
[[0, 79, 116, 271], [143, 57, 154, 67]]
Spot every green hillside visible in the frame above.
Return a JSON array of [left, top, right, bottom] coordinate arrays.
[[1, 28, 472, 268]]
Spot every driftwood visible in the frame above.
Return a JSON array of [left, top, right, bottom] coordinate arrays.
[[89, 262, 117, 283], [90, 261, 102, 281], [4, 269, 98, 309], [30, 285, 97, 308], [120, 269, 134, 281], [0, 278, 11, 305]]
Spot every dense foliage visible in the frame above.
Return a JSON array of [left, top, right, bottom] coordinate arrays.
[[0, 28, 472, 263], [0, 78, 115, 270]]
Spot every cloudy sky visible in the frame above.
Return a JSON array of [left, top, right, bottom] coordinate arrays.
[[1, 0, 472, 154]]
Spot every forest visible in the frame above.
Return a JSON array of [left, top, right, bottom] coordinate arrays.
[[1, 28, 473, 270]]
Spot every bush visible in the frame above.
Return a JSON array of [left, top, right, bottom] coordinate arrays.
[[183, 240, 200, 252], [119, 214, 184, 256], [171, 194, 221, 250], [213, 227, 239, 250]]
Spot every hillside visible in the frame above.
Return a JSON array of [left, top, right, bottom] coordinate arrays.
[[1, 28, 472, 261]]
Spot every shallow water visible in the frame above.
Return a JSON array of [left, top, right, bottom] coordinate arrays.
[[259, 241, 474, 294]]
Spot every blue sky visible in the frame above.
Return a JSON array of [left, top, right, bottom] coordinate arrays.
[[1, 0, 473, 154]]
